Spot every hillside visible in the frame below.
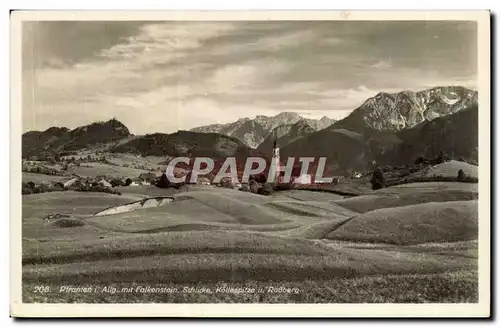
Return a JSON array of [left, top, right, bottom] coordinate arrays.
[[22, 118, 131, 158], [21, 86, 478, 172], [331, 86, 477, 133], [279, 87, 478, 172], [110, 130, 261, 159], [378, 104, 478, 165], [280, 128, 369, 173], [23, 182, 478, 303], [257, 120, 316, 153], [190, 112, 335, 148]]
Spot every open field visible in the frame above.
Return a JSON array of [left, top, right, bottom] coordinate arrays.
[[22, 181, 479, 303], [66, 162, 152, 179], [425, 160, 478, 179], [22, 172, 72, 184]]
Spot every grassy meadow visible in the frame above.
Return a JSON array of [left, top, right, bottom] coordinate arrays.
[[21, 160, 479, 303]]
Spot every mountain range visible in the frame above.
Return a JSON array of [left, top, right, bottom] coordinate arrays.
[[22, 86, 479, 173], [190, 112, 336, 148]]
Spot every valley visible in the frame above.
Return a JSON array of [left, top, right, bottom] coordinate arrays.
[[20, 85, 480, 304]]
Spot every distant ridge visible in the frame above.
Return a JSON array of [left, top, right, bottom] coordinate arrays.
[[22, 86, 478, 172], [190, 112, 336, 148]]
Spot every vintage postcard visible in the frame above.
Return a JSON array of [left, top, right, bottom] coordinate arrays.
[[10, 10, 490, 318]]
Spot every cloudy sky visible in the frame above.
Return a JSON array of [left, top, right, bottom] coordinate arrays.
[[22, 20, 477, 134]]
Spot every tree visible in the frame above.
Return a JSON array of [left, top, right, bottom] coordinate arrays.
[[257, 183, 274, 195], [249, 180, 260, 194], [370, 168, 386, 190], [124, 178, 132, 186], [457, 169, 466, 181], [415, 156, 429, 165], [110, 179, 125, 187], [435, 151, 450, 164], [156, 174, 171, 188], [52, 182, 64, 192], [399, 168, 411, 178]]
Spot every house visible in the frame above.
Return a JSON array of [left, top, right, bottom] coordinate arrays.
[[98, 178, 112, 188], [129, 177, 142, 186], [292, 174, 312, 185], [63, 177, 79, 188], [352, 172, 363, 179], [197, 177, 211, 186]]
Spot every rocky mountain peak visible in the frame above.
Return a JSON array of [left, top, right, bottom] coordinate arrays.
[[353, 86, 477, 132]]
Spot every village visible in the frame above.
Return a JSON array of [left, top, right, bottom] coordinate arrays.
[[21, 142, 356, 196]]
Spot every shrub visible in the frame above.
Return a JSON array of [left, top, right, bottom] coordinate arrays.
[[434, 151, 450, 165], [52, 183, 64, 192], [414, 156, 429, 165], [110, 179, 125, 187], [457, 169, 466, 181], [382, 165, 393, 172], [52, 218, 86, 228], [370, 168, 386, 190], [125, 178, 132, 186], [273, 183, 295, 191], [250, 173, 267, 184], [249, 180, 261, 194], [258, 183, 274, 196], [219, 178, 234, 189], [156, 174, 171, 188], [399, 168, 411, 178], [35, 184, 51, 194], [386, 174, 478, 187], [22, 187, 33, 195]]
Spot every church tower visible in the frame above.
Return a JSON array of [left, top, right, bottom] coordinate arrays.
[[272, 138, 281, 183]]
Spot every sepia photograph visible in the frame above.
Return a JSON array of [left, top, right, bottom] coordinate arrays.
[[10, 10, 491, 317]]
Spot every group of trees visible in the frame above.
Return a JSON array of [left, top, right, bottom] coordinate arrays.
[[156, 174, 184, 189], [370, 166, 477, 191], [22, 181, 64, 195], [414, 151, 451, 166]]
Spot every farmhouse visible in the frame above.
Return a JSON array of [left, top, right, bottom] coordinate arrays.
[[98, 178, 112, 188], [197, 177, 211, 186], [129, 177, 142, 186], [63, 177, 79, 188]]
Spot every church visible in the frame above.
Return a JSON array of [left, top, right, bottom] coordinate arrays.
[[270, 139, 312, 185]]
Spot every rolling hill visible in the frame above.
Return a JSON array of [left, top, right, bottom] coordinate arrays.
[[378, 104, 478, 165], [22, 118, 131, 158], [110, 130, 262, 159]]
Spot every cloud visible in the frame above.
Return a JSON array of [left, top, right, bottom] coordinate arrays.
[[372, 59, 393, 69], [22, 21, 478, 134]]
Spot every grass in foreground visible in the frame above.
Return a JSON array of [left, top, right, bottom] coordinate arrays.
[[22, 270, 477, 303]]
